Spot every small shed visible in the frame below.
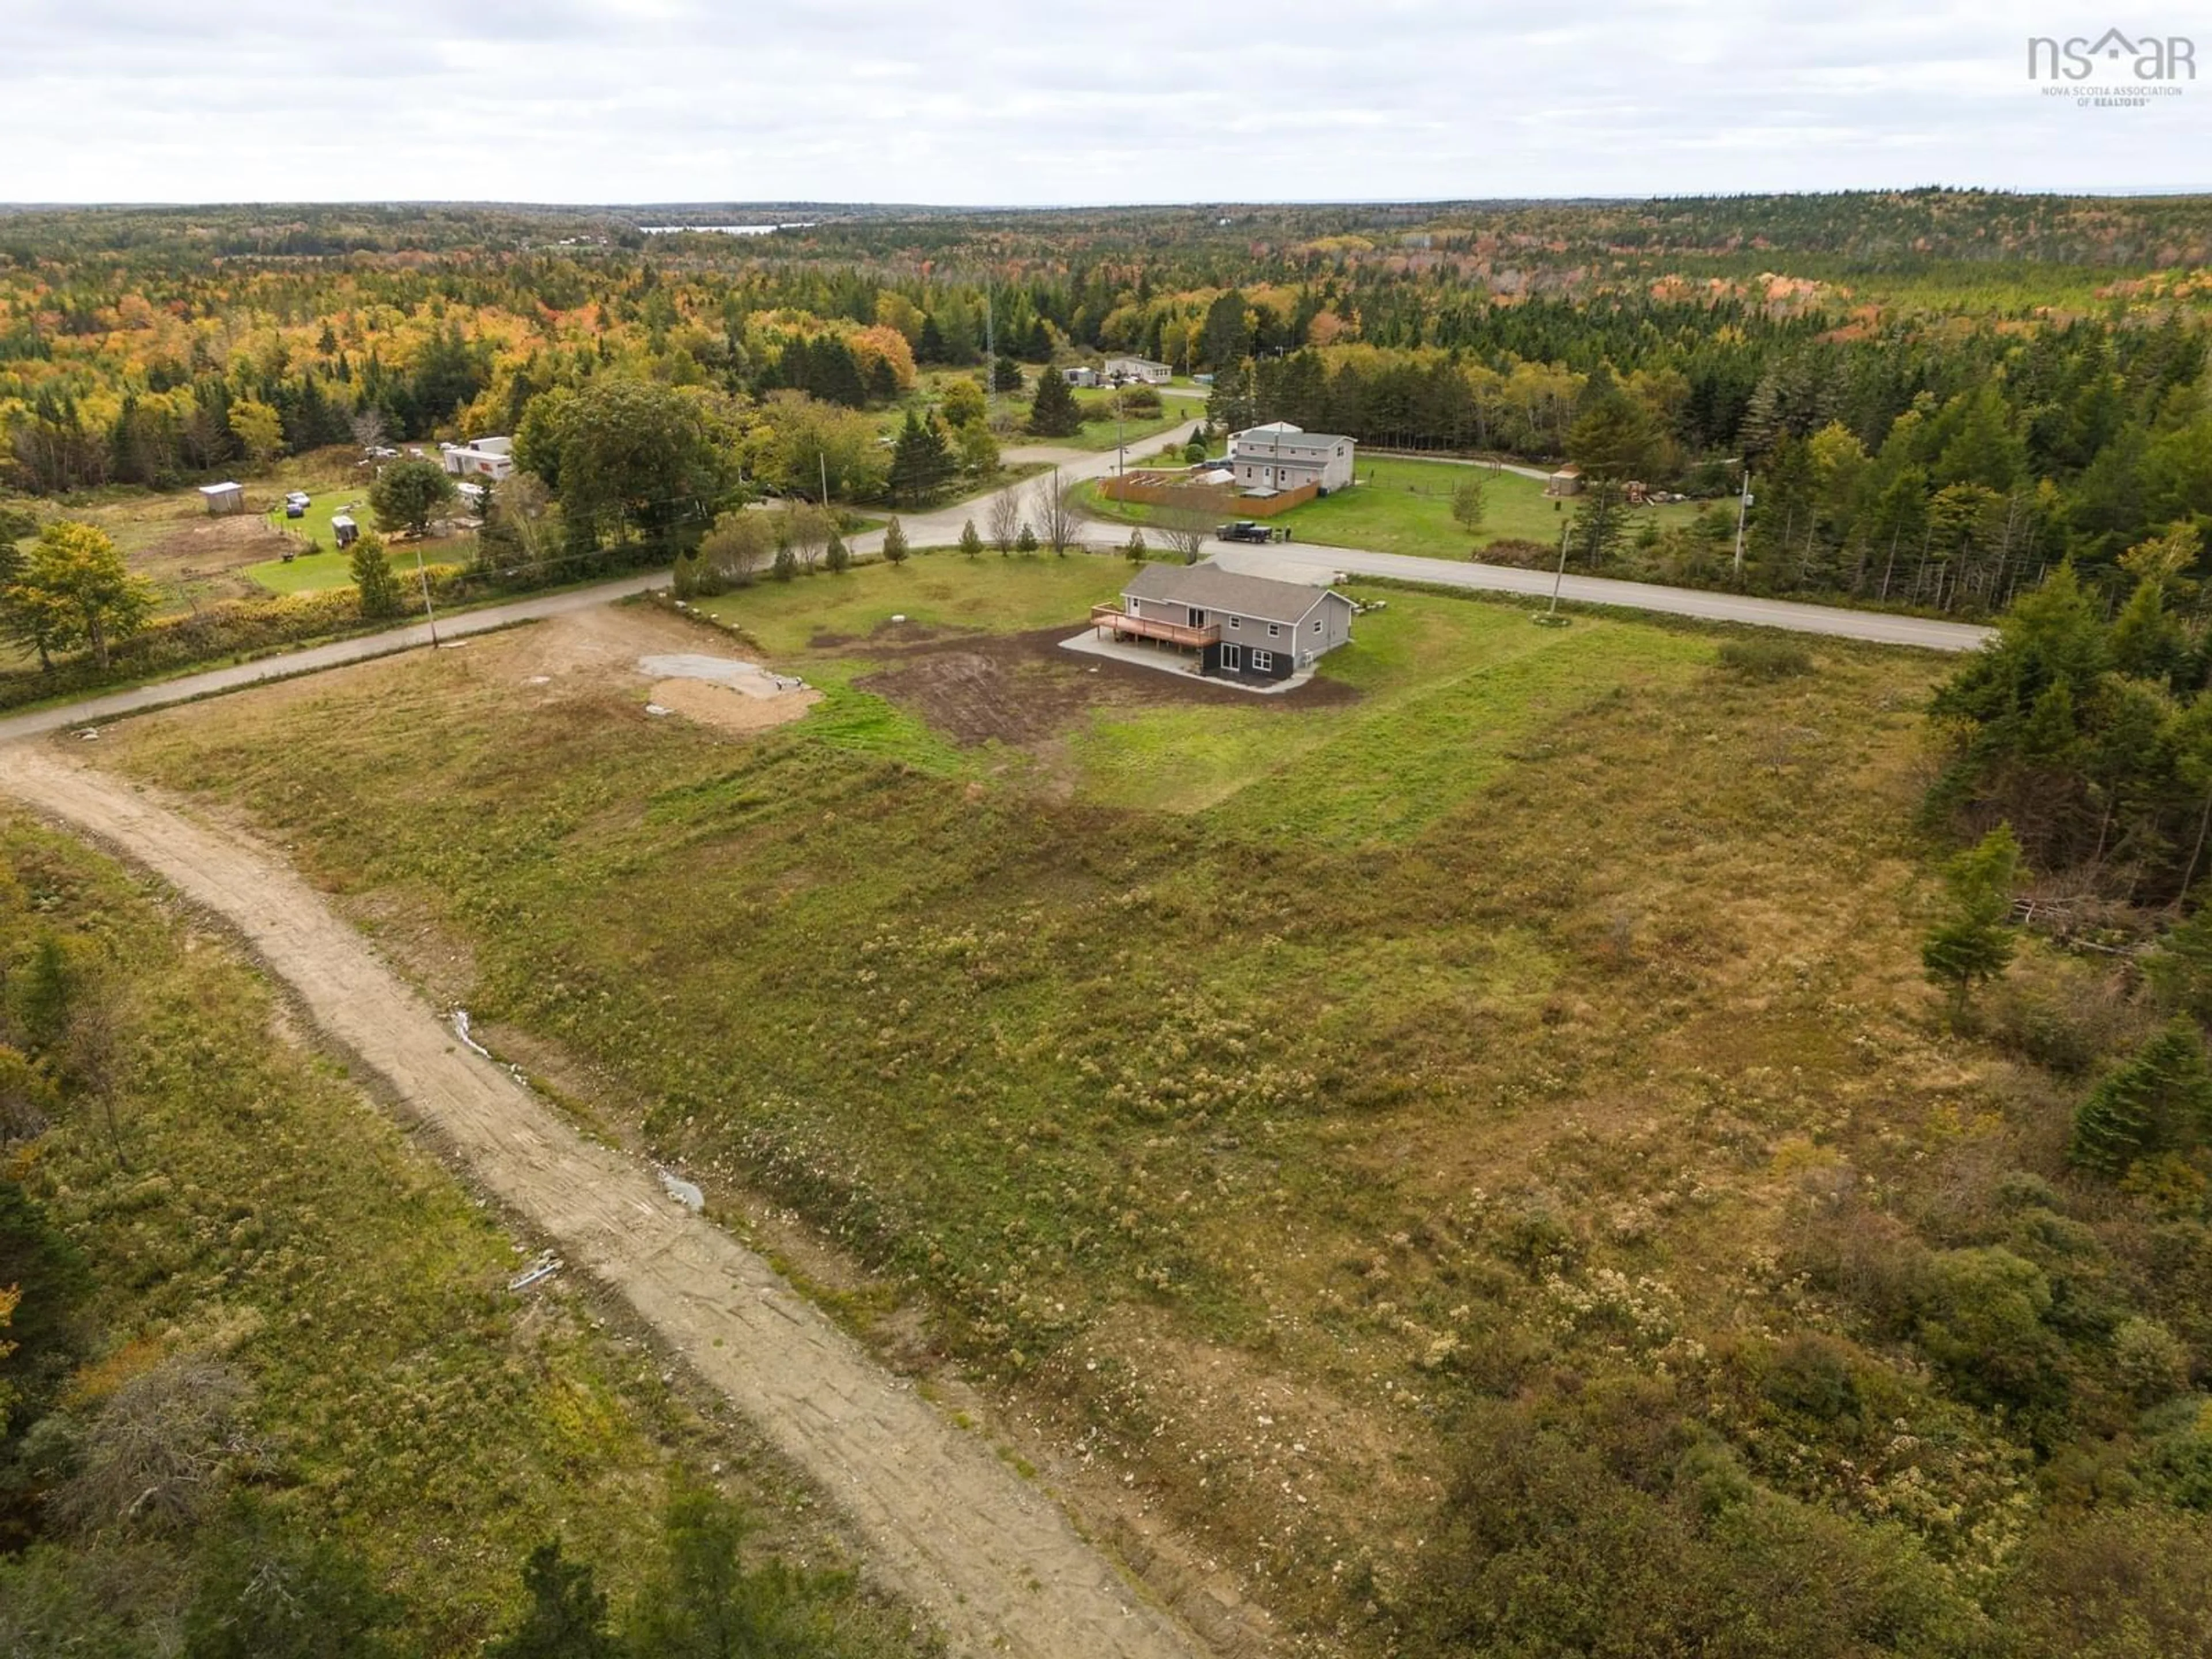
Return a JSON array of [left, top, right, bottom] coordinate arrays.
[[1544, 465, 1584, 498], [199, 481, 245, 516], [331, 514, 359, 548], [1060, 366, 1099, 389]]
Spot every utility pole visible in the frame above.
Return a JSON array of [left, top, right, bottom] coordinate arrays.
[[1731, 466, 1752, 577], [1548, 516, 1570, 620], [820, 449, 830, 509], [983, 266, 996, 428], [413, 541, 439, 647]]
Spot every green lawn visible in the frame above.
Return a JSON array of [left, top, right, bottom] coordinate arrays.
[[688, 551, 1127, 657], [249, 483, 477, 594], [252, 487, 375, 594], [264, 487, 370, 554], [1052, 395, 1187, 452], [1272, 456, 1703, 556]]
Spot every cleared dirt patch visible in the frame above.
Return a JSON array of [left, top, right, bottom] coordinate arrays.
[[647, 677, 822, 734], [855, 626, 1358, 748], [135, 513, 304, 605]]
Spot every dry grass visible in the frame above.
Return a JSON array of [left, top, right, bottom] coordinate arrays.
[[91, 562, 2124, 1650]]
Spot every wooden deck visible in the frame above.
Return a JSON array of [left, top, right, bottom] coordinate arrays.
[[1089, 605, 1218, 649]]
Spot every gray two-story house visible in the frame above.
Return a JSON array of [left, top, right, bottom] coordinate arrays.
[[1092, 560, 1354, 684], [1228, 422, 1357, 493]]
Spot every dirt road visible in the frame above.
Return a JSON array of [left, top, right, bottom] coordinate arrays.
[[0, 744, 1209, 1659]]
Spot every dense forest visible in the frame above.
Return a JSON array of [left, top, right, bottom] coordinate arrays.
[[3, 191, 2208, 621]]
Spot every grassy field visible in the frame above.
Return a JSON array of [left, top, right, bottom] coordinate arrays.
[[0, 811, 926, 1657], [1084, 456, 1708, 560], [688, 554, 1120, 653], [263, 486, 370, 554], [1280, 456, 1703, 554], [1050, 392, 1187, 453], [85, 556, 2212, 1653]]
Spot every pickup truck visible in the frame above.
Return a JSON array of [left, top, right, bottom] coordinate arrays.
[[1215, 520, 1272, 544]]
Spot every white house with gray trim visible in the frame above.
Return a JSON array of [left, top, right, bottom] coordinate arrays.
[[1228, 421, 1355, 493], [1092, 559, 1353, 684], [1104, 355, 1173, 384]]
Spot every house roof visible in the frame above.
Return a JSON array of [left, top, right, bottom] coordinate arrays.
[[1232, 421, 1351, 455], [1122, 559, 1349, 628], [198, 480, 242, 495]]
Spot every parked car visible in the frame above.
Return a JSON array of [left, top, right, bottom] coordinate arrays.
[[1216, 520, 1271, 543]]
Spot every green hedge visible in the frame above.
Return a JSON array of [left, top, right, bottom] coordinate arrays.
[[0, 564, 472, 713]]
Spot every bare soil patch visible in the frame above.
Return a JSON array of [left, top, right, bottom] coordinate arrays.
[[136, 513, 302, 604], [647, 677, 821, 734], [855, 626, 1358, 748]]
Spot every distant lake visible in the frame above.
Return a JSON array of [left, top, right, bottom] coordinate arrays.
[[638, 223, 813, 236]]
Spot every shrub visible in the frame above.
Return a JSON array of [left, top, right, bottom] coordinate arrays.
[[1914, 1245, 2067, 1412], [1718, 638, 1815, 679], [1475, 536, 1554, 570], [2112, 1316, 2191, 1406]]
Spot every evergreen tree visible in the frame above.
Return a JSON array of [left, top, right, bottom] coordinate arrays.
[[2146, 900, 2212, 1024], [183, 1521, 406, 1659], [1200, 289, 1251, 370], [1124, 529, 1147, 565], [882, 517, 909, 565], [888, 411, 955, 505], [959, 519, 983, 559], [824, 531, 850, 574], [1027, 368, 1084, 438], [1921, 824, 2022, 1017], [623, 1490, 815, 1659], [1206, 359, 1259, 435], [1015, 524, 1038, 555], [349, 531, 404, 619], [991, 357, 1025, 393], [485, 1541, 624, 1659], [2071, 1019, 2212, 1176]]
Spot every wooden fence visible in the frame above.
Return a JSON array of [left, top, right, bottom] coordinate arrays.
[[1096, 472, 1318, 517]]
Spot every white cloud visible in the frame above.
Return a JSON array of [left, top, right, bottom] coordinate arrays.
[[1, 0, 2206, 202]]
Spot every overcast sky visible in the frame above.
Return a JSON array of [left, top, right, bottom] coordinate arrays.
[[5, 1, 2208, 204]]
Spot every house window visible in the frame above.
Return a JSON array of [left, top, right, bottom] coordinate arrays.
[[1221, 643, 1242, 671], [1267, 623, 1281, 638], [1252, 650, 1273, 673], [1312, 617, 1323, 632], [1228, 617, 1240, 630], [1187, 607, 1206, 627]]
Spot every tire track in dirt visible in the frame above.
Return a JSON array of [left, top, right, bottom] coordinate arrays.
[[0, 744, 1210, 1659]]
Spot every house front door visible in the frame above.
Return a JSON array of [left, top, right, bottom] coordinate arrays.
[[1221, 643, 1241, 672]]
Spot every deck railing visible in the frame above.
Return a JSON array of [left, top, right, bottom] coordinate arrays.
[[1089, 605, 1219, 649]]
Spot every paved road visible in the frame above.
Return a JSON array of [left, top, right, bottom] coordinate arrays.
[[0, 421, 1983, 745], [849, 419, 1206, 553], [1203, 541, 1995, 652], [0, 571, 671, 744]]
